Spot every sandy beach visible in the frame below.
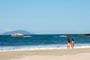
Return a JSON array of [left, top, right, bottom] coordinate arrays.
[[0, 48, 90, 60]]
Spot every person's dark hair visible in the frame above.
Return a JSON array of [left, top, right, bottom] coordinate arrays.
[[67, 38, 70, 43], [72, 39, 74, 41]]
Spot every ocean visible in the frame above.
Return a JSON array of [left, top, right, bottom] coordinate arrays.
[[0, 34, 90, 51]]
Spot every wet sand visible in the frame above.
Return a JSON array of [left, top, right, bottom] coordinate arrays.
[[0, 48, 90, 60]]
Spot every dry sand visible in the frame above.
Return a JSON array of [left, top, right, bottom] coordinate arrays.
[[0, 48, 90, 60]]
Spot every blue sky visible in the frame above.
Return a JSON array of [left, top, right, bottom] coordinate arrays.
[[0, 0, 90, 34]]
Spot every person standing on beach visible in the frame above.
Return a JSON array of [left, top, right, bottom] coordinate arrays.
[[67, 39, 70, 48], [72, 39, 74, 48]]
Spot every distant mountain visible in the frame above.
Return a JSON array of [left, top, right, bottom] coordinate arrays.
[[2, 30, 33, 35]]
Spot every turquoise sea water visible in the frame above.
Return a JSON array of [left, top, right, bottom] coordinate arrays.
[[0, 34, 90, 51]]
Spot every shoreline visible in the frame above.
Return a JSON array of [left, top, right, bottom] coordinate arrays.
[[0, 47, 90, 52], [0, 43, 90, 52]]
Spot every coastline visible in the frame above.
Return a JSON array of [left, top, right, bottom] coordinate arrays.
[[0, 48, 90, 60], [1, 43, 90, 52]]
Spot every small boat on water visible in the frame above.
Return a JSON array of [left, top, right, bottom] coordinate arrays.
[[11, 33, 24, 38], [24, 36, 32, 37], [58, 35, 67, 37]]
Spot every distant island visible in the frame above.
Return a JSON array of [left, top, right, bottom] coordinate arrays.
[[2, 30, 33, 35]]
